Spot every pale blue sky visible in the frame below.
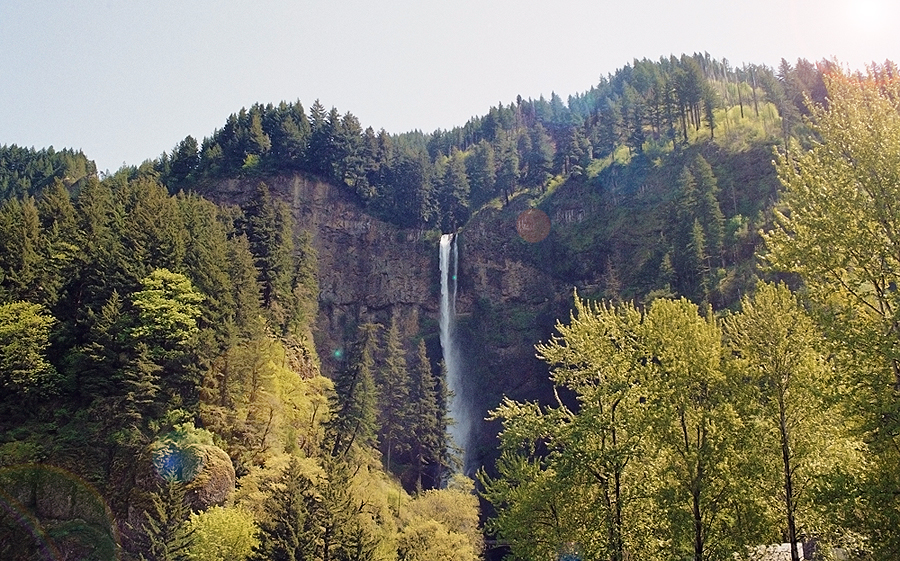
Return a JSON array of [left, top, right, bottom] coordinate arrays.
[[1, 0, 897, 173]]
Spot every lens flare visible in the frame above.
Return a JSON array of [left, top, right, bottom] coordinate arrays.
[[0, 464, 121, 561], [516, 208, 551, 243]]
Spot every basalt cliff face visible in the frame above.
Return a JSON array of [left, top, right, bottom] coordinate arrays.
[[206, 173, 571, 468]]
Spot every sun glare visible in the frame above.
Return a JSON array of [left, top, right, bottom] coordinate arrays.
[[848, 0, 890, 32]]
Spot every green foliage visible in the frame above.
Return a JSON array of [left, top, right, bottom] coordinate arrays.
[[764, 67, 900, 559], [0, 163, 339, 559], [641, 298, 754, 561], [157, 52, 798, 238], [0, 301, 57, 402], [483, 295, 653, 561], [250, 456, 323, 561], [437, 148, 470, 230], [131, 269, 204, 350], [396, 519, 474, 561], [140, 478, 194, 561], [1, 52, 873, 561], [0, 196, 46, 304], [326, 323, 380, 458], [185, 506, 259, 561], [200, 336, 331, 469], [402, 475, 482, 558], [0, 144, 95, 201], [465, 140, 496, 206], [723, 282, 854, 557], [482, 293, 818, 560], [377, 317, 410, 473], [249, 455, 383, 561], [406, 339, 443, 491]]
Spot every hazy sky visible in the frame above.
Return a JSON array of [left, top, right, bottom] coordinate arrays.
[[2, 0, 898, 173]]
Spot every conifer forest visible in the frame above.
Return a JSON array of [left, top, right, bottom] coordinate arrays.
[[3, 54, 900, 560]]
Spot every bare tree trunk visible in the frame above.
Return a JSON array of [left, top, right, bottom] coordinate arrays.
[[780, 395, 801, 561]]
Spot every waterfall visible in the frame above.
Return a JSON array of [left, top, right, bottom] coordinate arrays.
[[439, 233, 468, 469]]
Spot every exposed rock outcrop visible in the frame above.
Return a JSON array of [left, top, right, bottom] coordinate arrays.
[[145, 439, 236, 511], [0, 464, 118, 559], [204, 173, 567, 469]]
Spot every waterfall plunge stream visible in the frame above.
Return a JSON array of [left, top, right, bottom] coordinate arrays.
[[439, 233, 469, 469]]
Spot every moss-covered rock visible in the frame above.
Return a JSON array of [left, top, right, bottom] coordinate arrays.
[[148, 423, 236, 510], [0, 465, 118, 561], [185, 444, 235, 510]]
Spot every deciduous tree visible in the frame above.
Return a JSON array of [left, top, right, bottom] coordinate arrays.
[[764, 68, 900, 558]]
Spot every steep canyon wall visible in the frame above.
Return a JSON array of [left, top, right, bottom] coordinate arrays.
[[207, 174, 571, 469]]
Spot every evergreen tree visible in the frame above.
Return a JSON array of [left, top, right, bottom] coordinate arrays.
[[377, 316, 410, 473], [383, 151, 435, 227], [495, 141, 519, 204], [318, 456, 381, 561], [117, 177, 186, 278], [703, 82, 717, 139], [141, 478, 195, 561], [307, 106, 341, 181], [671, 166, 698, 295], [176, 193, 235, 361], [686, 218, 709, 303], [69, 290, 129, 400], [246, 106, 272, 159], [334, 112, 367, 191], [465, 140, 496, 206], [36, 179, 79, 308], [0, 197, 44, 303], [674, 56, 706, 141], [621, 82, 647, 154], [438, 148, 470, 230], [269, 101, 310, 170], [326, 323, 380, 458], [690, 154, 725, 265], [227, 234, 265, 341], [168, 135, 200, 189], [407, 339, 442, 491], [243, 183, 297, 333], [119, 342, 164, 433], [524, 123, 554, 188], [252, 457, 322, 561], [553, 126, 588, 176]]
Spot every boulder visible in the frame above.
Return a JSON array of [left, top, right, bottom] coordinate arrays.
[[148, 439, 236, 510]]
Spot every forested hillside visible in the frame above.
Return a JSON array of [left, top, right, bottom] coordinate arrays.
[[153, 53, 827, 310], [0, 177, 475, 559], [156, 54, 818, 237], [2, 53, 900, 560], [0, 145, 95, 200]]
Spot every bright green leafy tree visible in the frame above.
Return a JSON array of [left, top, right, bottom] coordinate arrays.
[[764, 68, 900, 558], [186, 506, 259, 561], [482, 294, 652, 561], [723, 282, 852, 560], [641, 298, 759, 561], [0, 301, 57, 409]]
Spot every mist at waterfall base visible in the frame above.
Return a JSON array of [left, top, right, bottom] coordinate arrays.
[[439, 233, 472, 472]]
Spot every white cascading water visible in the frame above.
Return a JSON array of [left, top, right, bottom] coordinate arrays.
[[439, 233, 468, 469]]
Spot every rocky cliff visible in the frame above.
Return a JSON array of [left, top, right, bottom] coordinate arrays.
[[206, 173, 572, 470], [204, 141, 779, 473]]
